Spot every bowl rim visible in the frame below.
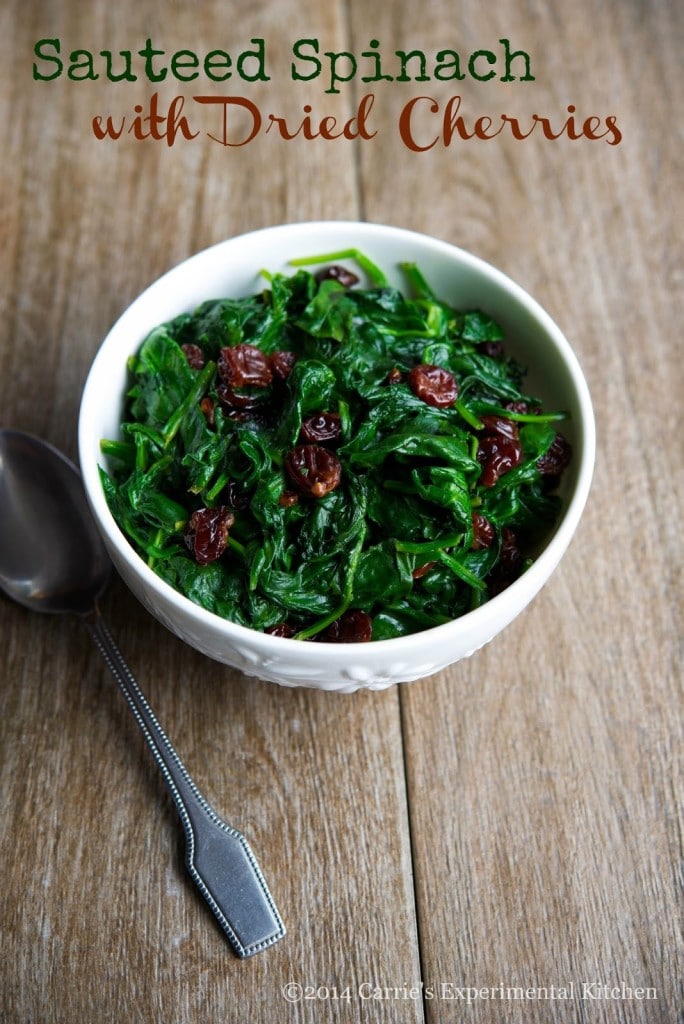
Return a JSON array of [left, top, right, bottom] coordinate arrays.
[[78, 220, 596, 658]]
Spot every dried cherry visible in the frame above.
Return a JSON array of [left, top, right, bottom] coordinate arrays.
[[477, 340, 504, 359], [323, 609, 373, 642], [278, 490, 300, 508], [181, 343, 205, 369], [479, 415, 519, 440], [217, 344, 273, 388], [537, 433, 572, 478], [504, 400, 542, 415], [412, 561, 438, 580], [216, 382, 263, 415], [504, 400, 529, 415], [476, 416, 523, 487], [300, 412, 342, 444], [408, 364, 459, 408], [285, 444, 342, 498], [184, 506, 234, 565], [476, 434, 523, 487], [315, 265, 360, 288], [499, 527, 522, 572], [265, 622, 295, 638], [471, 513, 495, 550], [489, 526, 524, 594], [199, 396, 215, 426], [269, 350, 297, 381]]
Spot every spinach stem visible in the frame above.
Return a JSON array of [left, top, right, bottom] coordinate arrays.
[[398, 261, 436, 300], [162, 361, 215, 447], [288, 248, 388, 288], [478, 405, 569, 423], [99, 439, 136, 465], [437, 550, 487, 591], [455, 400, 484, 431], [395, 533, 464, 556], [228, 536, 247, 558], [147, 529, 165, 569], [205, 472, 231, 503]]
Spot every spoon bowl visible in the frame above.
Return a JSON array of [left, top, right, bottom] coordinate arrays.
[[0, 429, 284, 957], [0, 431, 110, 614]]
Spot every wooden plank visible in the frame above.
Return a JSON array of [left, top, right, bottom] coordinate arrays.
[[0, 2, 422, 1022], [344, 0, 682, 1019]]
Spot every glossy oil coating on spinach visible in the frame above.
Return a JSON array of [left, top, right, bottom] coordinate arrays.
[[100, 250, 571, 642]]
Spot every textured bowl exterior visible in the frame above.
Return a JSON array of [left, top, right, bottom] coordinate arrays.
[[79, 222, 595, 691]]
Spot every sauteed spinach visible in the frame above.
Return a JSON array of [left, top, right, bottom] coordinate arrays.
[[100, 250, 571, 642]]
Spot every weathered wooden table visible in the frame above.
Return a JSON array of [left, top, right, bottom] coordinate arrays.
[[1, 2, 681, 1021]]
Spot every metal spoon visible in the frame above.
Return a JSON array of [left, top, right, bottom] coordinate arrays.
[[0, 428, 285, 958]]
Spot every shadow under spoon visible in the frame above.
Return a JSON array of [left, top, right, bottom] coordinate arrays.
[[0, 428, 285, 958]]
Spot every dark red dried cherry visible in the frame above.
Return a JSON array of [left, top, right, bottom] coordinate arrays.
[[476, 417, 522, 487], [285, 445, 342, 498], [537, 433, 572, 478], [315, 265, 360, 288], [217, 344, 273, 388], [488, 526, 524, 595], [386, 367, 403, 385], [479, 415, 519, 440], [499, 527, 522, 574], [216, 382, 263, 415], [278, 490, 299, 508], [476, 434, 523, 487], [265, 622, 295, 638], [184, 507, 234, 565], [300, 412, 342, 444], [181, 343, 205, 369], [476, 340, 504, 359], [269, 350, 297, 381], [504, 400, 529, 415], [408, 364, 459, 408], [323, 609, 373, 642], [412, 561, 438, 580], [199, 396, 215, 426], [504, 400, 542, 415], [471, 513, 495, 550]]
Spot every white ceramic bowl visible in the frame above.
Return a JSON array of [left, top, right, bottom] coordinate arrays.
[[79, 222, 595, 692]]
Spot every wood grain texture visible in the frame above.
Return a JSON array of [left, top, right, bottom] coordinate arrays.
[[1, 1, 681, 1022]]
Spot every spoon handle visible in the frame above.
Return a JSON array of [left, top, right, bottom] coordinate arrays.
[[84, 612, 286, 958]]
